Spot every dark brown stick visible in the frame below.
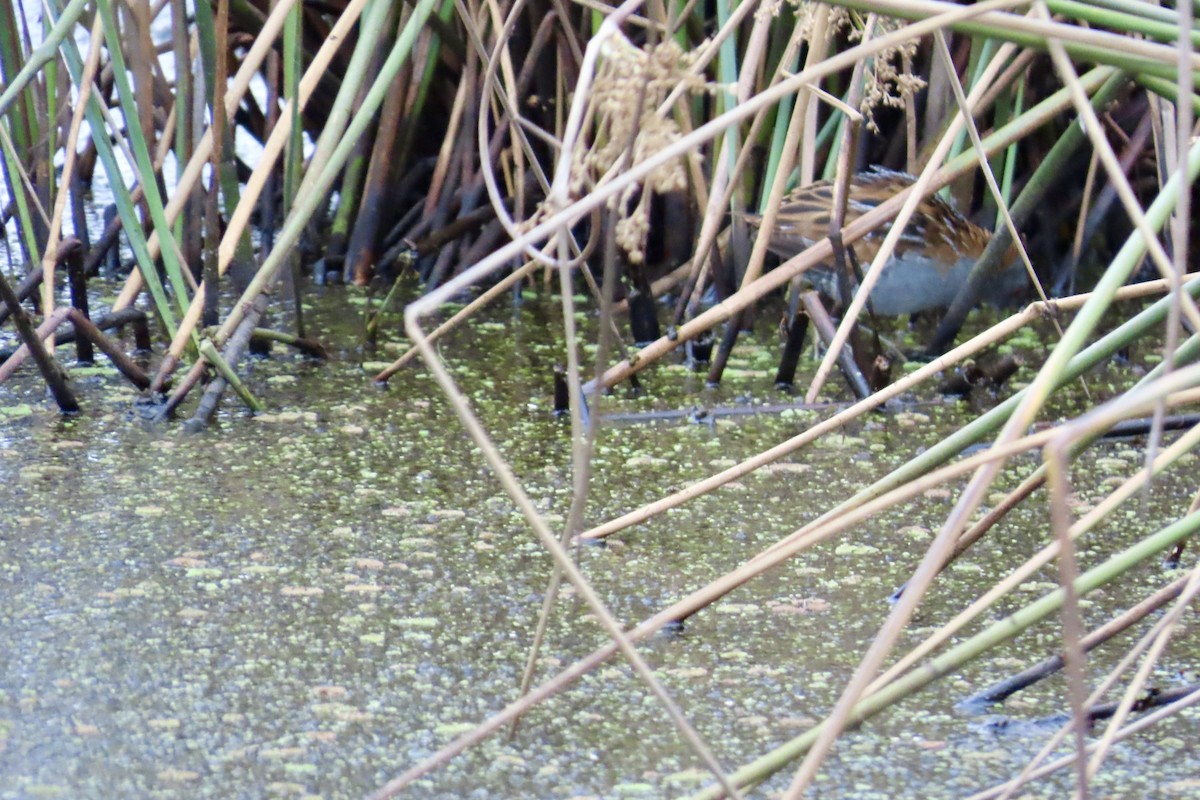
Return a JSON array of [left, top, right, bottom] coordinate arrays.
[[47, 307, 151, 351], [959, 573, 1190, 708], [799, 291, 871, 400], [0, 265, 44, 327], [775, 308, 810, 388], [346, 56, 411, 285], [0, 305, 149, 390], [65, 310, 150, 389], [63, 238, 94, 364], [1086, 681, 1200, 722], [0, 276, 78, 412], [82, 202, 126, 276]]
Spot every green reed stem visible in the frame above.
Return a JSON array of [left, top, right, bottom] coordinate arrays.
[[48, 0, 177, 337], [96, 0, 191, 316], [823, 0, 1198, 88], [1077, 0, 1184, 25], [1136, 73, 1200, 113], [760, 49, 800, 206], [170, 0, 193, 246], [1047, 0, 1200, 48], [0, 122, 40, 264], [0, 0, 88, 119]]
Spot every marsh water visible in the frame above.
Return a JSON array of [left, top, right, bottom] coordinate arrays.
[[1, 282, 1199, 799]]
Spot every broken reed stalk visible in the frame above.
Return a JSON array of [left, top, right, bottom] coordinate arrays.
[[246, 327, 329, 359], [373, 258, 540, 381], [61, 310, 150, 389], [374, 195, 606, 384], [190, 299, 270, 425]]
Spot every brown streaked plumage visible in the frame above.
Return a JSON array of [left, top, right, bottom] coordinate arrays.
[[746, 167, 1026, 316]]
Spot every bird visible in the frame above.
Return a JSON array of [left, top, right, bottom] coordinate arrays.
[[745, 167, 1027, 317]]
